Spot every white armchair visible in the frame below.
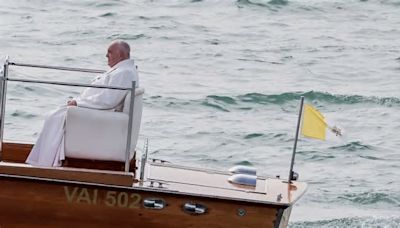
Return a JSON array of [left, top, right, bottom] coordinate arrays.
[[64, 88, 144, 163]]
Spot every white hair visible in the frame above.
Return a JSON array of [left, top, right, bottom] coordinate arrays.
[[111, 40, 130, 58]]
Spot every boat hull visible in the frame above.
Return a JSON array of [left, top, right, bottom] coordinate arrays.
[[0, 175, 289, 228]]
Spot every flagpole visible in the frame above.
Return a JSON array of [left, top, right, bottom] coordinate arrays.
[[288, 96, 304, 183]]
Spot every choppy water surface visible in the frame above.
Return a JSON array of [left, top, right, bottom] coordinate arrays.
[[1, 0, 399, 227]]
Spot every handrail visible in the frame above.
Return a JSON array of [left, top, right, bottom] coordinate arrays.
[[1, 77, 132, 91], [9, 62, 106, 74]]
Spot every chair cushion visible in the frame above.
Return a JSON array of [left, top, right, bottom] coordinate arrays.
[[65, 107, 129, 161], [65, 87, 144, 162]]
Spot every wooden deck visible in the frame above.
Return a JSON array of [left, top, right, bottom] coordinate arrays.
[[145, 162, 307, 206]]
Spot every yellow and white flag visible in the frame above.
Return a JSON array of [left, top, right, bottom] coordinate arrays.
[[301, 104, 327, 140], [301, 104, 342, 140]]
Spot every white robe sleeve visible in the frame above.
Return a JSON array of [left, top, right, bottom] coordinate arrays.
[[76, 70, 135, 110]]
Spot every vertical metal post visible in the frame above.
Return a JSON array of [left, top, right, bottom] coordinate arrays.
[[124, 81, 136, 172], [139, 138, 149, 181], [0, 56, 9, 159], [288, 96, 304, 183]]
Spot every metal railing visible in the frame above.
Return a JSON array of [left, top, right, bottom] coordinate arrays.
[[10, 62, 106, 74], [0, 57, 136, 172]]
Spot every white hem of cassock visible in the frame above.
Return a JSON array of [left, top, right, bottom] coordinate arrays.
[[26, 106, 67, 167]]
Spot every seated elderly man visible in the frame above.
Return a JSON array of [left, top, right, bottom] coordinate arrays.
[[26, 40, 139, 167]]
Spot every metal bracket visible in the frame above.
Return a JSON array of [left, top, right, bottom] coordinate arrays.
[[183, 202, 207, 215], [147, 179, 168, 188], [150, 158, 170, 164], [143, 198, 166, 210]]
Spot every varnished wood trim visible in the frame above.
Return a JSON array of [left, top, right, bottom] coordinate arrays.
[[1, 142, 32, 163], [0, 162, 135, 187], [63, 156, 136, 173], [1, 142, 136, 173]]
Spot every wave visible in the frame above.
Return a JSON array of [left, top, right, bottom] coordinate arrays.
[[201, 95, 236, 112], [9, 110, 37, 119], [99, 12, 116, 17], [291, 216, 400, 228], [244, 133, 264, 139], [88, 1, 124, 8], [236, 0, 400, 13], [147, 91, 400, 112], [338, 192, 400, 207], [338, 192, 400, 206], [237, 0, 288, 8], [107, 33, 149, 40], [201, 100, 230, 112], [379, 0, 400, 7], [234, 160, 254, 166], [307, 154, 335, 161], [329, 141, 373, 152], [238, 91, 400, 106], [220, 91, 400, 107]]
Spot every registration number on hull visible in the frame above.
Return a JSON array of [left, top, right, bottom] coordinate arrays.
[[64, 186, 141, 209]]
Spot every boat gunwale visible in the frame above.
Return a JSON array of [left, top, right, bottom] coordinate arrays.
[[0, 171, 293, 207]]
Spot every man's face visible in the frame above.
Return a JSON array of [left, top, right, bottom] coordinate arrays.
[[106, 44, 121, 67]]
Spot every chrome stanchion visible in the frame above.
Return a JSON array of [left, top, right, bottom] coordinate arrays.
[[124, 81, 136, 172], [0, 56, 9, 158]]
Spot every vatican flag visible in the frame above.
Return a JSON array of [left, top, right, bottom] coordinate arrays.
[[301, 104, 328, 140]]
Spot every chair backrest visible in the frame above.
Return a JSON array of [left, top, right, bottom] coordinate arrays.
[[123, 87, 145, 114]]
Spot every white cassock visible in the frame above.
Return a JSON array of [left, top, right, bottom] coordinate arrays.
[[26, 59, 139, 167]]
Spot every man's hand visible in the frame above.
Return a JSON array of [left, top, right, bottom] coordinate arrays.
[[67, 100, 77, 106]]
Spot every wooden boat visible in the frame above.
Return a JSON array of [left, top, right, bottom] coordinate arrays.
[[0, 59, 307, 227]]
